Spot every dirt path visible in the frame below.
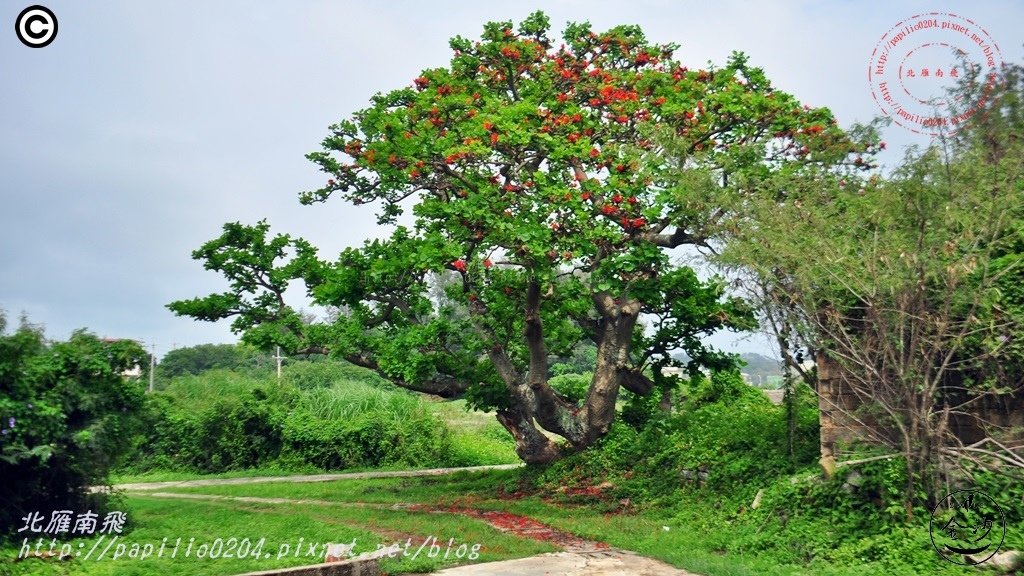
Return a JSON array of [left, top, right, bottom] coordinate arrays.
[[110, 463, 521, 491], [119, 466, 702, 576]]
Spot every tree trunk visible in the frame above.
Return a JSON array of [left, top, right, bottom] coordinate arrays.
[[489, 295, 643, 463], [496, 406, 563, 464]]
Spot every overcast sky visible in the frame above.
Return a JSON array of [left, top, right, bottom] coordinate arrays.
[[2, 1, 1022, 360]]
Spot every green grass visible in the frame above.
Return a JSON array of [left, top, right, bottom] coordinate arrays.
[[155, 370, 273, 413], [0, 486, 555, 576], [138, 470, 987, 576], [111, 466, 323, 485], [428, 399, 519, 465], [142, 469, 524, 505]]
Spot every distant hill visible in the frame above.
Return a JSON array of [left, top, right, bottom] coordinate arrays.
[[670, 352, 783, 380], [736, 353, 784, 379]]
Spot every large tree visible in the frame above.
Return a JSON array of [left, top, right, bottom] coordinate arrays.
[[170, 13, 873, 463]]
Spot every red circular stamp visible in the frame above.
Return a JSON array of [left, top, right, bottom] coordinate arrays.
[[868, 12, 1003, 136]]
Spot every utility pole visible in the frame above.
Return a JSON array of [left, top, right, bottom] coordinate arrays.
[[273, 346, 285, 383], [149, 343, 156, 393]]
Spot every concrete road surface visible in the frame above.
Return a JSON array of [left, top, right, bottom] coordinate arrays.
[[427, 550, 701, 576]]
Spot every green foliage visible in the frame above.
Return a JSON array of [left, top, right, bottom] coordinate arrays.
[[619, 386, 664, 429], [282, 382, 455, 469], [549, 344, 597, 376], [547, 372, 590, 404], [0, 312, 147, 536], [157, 343, 246, 379], [537, 370, 820, 503], [123, 367, 504, 474], [281, 357, 390, 389], [168, 12, 873, 459], [717, 61, 1024, 504], [130, 373, 295, 473], [527, 368, 1013, 574], [685, 369, 764, 407]]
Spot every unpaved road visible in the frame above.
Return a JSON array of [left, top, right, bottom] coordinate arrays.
[[116, 465, 701, 576], [109, 463, 522, 491]]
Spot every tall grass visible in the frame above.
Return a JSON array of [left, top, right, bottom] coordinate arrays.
[[157, 369, 275, 412], [295, 380, 429, 422]]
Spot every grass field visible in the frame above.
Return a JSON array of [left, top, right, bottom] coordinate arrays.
[[105, 469, 984, 576], [1, 475, 555, 576]]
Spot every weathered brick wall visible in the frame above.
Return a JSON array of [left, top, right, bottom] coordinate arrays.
[[815, 351, 1024, 475]]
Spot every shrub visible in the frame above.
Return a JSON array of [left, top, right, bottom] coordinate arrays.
[[536, 369, 821, 502], [129, 381, 294, 474], [282, 358, 393, 390], [0, 316, 147, 537], [548, 373, 591, 405], [281, 382, 454, 469]]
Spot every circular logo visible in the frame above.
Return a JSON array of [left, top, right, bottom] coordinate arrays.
[[868, 13, 1002, 136], [929, 489, 1005, 565], [15, 5, 58, 48]]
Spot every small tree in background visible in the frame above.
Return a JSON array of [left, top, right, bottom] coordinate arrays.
[[170, 13, 874, 463], [719, 63, 1024, 508]]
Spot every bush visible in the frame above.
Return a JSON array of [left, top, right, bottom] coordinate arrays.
[[0, 315, 147, 537], [282, 358, 393, 390], [536, 370, 821, 502], [124, 375, 460, 474], [548, 373, 591, 405], [281, 382, 454, 469], [128, 378, 295, 474]]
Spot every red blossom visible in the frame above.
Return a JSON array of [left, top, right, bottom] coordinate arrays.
[[414, 76, 429, 90], [452, 259, 467, 272], [483, 258, 492, 268]]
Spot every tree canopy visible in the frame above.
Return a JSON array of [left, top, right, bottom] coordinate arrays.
[[170, 12, 875, 462]]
